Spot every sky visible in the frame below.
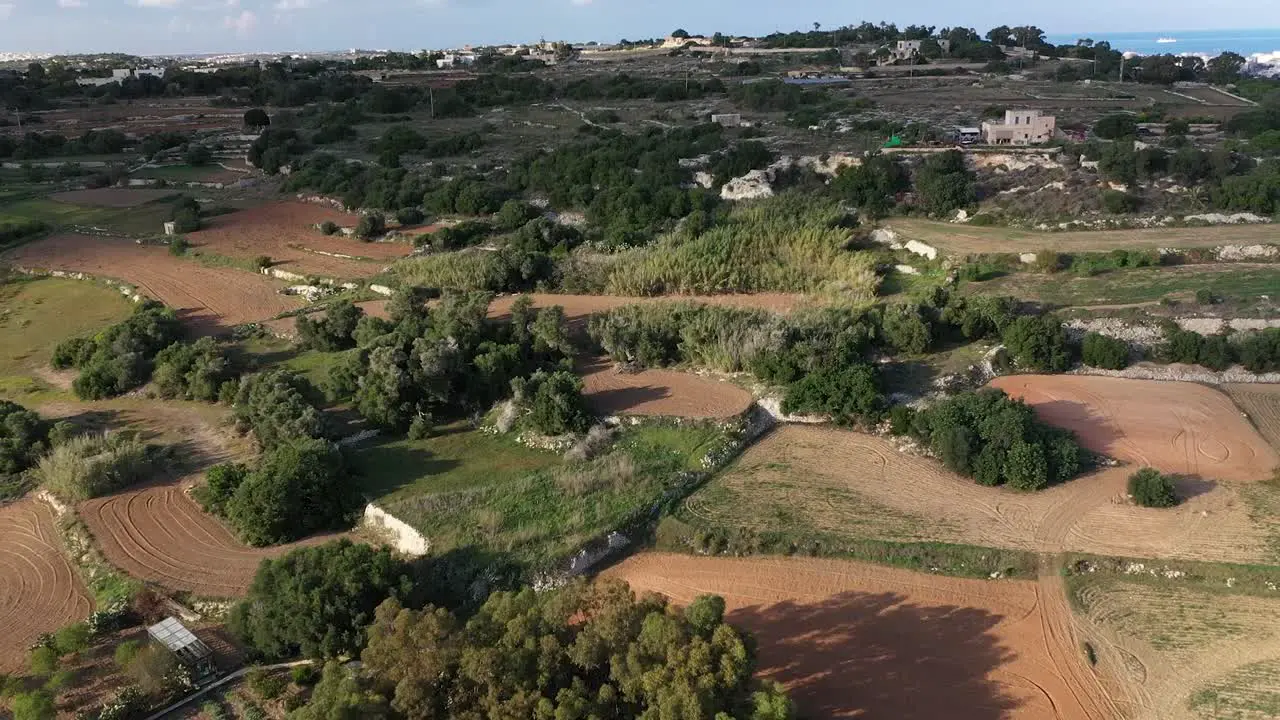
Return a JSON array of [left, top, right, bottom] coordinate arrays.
[[1, 0, 1279, 56]]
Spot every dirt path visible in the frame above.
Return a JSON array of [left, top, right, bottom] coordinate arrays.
[[889, 218, 1280, 254], [0, 499, 93, 673], [605, 552, 1106, 720]]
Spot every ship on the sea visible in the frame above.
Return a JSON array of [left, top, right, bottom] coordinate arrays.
[[1156, 37, 1177, 43]]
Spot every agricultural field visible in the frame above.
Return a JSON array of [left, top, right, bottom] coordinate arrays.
[[3, 233, 301, 334], [606, 553, 1113, 720], [187, 202, 413, 279], [966, 264, 1280, 308], [0, 498, 93, 674], [990, 375, 1280, 482], [0, 276, 133, 393], [579, 356, 753, 419], [129, 164, 248, 184], [0, 195, 180, 236], [1222, 384, 1280, 452], [888, 218, 1280, 255], [1067, 569, 1280, 720]]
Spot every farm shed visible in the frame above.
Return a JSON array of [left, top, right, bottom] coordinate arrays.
[[147, 617, 216, 682]]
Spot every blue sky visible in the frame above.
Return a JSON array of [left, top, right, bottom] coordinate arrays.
[[1, 0, 1278, 56]]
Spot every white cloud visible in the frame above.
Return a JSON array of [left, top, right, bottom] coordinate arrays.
[[223, 8, 257, 35], [135, 0, 181, 7], [0, 2, 15, 18], [273, 0, 311, 8], [57, 0, 86, 8]]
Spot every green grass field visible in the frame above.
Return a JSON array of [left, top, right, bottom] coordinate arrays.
[[130, 164, 226, 182], [965, 265, 1280, 307], [353, 421, 731, 568], [0, 276, 133, 396], [0, 197, 176, 236]]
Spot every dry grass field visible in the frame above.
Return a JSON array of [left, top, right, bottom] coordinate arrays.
[[1222, 384, 1280, 454]]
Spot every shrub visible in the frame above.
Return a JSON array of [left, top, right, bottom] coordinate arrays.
[[1238, 328, 1280, 372], [28, 646, 58, 676], [53, 622, 92, 655], [355, 214, 386, 240], [781, 365, 885, 424], [1102, 189, 1140, 214], [1080, 332, 1131, 369], [53, 301, 184, 400], [254, 255, 273, 270], [113, 640, 143, 668], [1094, 113, 1138, 139], [1002, 315, 1073, 372], [229, 540, 414, 660], [1128, 467, 1177, 507], [911, 388, 1082, 490], [395, 207, 425, 226], [12, 691, 56, 720], [248, 668, 287, 700], [319, 220, 339, 236], [168, 236, 191, 255], [224, 438, 359, 546], [152, 338, 235, 402], [511, 370, 592, 436], [233, 370, 329, 449], [0, 401, 50, 483], [35, 432, 158, 502], [296, 300, 364, 352], [879, 304, 933, 355], [196, 462, 248, 515], [291, 664, 320, 686]]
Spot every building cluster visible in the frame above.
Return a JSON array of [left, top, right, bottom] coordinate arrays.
[[978, 109, 1057, 145], [75, 66, 165, 87]]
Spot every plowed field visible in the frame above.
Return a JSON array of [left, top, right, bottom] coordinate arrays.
[[686, 425, 1274, 565], [188, 203, 411, 278], [78, 482, 339, 597], [579, 356, 752, 419], [0, 499, 93, 673], [4, 233, 300, 335], [990, 375, 1279, 482], [605, 553, 1110, 720], [1223, 384, 1280, 454]]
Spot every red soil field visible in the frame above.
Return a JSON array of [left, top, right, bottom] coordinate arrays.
[[4, 233, 300, 335], [579, 356, 753, 419], [0, 499, 93, 674], [991, 375, 1279, 482], [50, 188, 179, 208], [606, 553, 1109, 720], [78, 482, 339, 598], [187, 202, 412, 278]]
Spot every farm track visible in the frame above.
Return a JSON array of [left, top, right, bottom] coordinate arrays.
[[888, 218, 1280, 254], [3, 233, 301, 335], [0, 499, 93, 673]]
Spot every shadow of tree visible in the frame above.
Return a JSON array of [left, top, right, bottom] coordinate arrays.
[[585, 385, 673, 415], [729, 590, 1024, 720]]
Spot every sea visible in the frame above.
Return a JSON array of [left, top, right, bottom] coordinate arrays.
[[1045, 29, 1280, 60]]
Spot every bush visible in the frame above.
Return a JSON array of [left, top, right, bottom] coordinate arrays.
[[152, 338, 234, 402], [229, 540, 414, 660], [1238, 328, 1280, 372], [233, 370, 329, 449], [911, 389, 1082, 491], [781, 365, 885, 424], [0, 401, 50, 484], [319, 220, 339, 236], [196, 462, 248, 516], [1080, 332, 1131, 369], [296, 300, 364, 352], [1094, 113, 1138, 139], [511, 370, 592, 436], [395, 207, 425, 226], [254, 255, 273, 270], [879, 304, 933, 355], [1002, 315, 1073, 372], [12, 691, 56, 720], [1128, 467, 1177, 507], [168, 236, 191, 255], [291, 664, 320, 686], [52, 301, 184, 400], [113, 640, 143, 668], [247, 668, 287, 700], [355, 214, 386, 239], [53, 622, 92, 655], [914, 150, 975, 216], [28, 646, 58, 676], [224, 438, 359, 546], [35, 432, 159, 502], [1102, 189, 1140, 214]]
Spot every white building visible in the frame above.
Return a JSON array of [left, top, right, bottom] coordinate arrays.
[[435, 53, 477, 69], [888, 39, 950, 63], [76, 67, 166, 87], [981, 109, 1057, 145]]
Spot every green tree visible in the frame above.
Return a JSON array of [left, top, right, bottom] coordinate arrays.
[[512, 370, 592, 435], [225, 438, 358, 546], [1128, 467, 1177, 507], [244, 108, 271, 129], [12, 690, 55, 720], [230, 540, 414, 660], [914, 150, 975, 216], [356, 579, 793, 720], [1002, 315, 1073, 372], [1081, 332, 1131, 369], [1093, 113, 1138, 140], [289, 662, 388, 720], [234, 370, 328, 449]]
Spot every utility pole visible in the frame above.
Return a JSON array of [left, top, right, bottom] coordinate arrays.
[[429, 87, 435, 118], [1119, 54, 1126, 83]]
